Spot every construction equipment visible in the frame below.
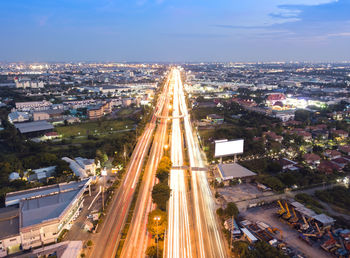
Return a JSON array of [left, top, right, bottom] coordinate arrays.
[[282, 202, 291, 220], [268, 227, 283, 240], [300, 215, 309, 231], [277, 200, 286, 216], [289, 208, 299, 223]]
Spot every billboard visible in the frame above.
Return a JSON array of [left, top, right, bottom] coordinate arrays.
[[214, 139, 244, 157]]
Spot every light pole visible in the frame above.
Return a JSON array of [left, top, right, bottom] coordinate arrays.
[[154, 216, 161, 257]]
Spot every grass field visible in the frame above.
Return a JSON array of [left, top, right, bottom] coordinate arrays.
[[55, 119, 135, 138]]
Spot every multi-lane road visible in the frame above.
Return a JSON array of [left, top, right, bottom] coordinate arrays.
[[167, 69, 193, 258], [167, 69, 226, 257], [90, 74, 170, 258], [90, 68, 226, 258], [120, 72, 172, 257]]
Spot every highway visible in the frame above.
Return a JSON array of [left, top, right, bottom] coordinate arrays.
[[89, 75, 170, 258], [167, 69, 193, 258], [175, 68, 227, 258], [120, 72, 172, 257]]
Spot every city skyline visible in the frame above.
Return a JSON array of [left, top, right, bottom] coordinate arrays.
[[1, 0, 349, 62]]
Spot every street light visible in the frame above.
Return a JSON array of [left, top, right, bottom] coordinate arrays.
[[154, 216, 161, 257]]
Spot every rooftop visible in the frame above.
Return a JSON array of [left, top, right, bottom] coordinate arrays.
[[14, 121, 54, 134], [217, 163, 257, 180], [6, 179, 89, 207], [20, 188, 81, 228], [0, 206, 19, 239]]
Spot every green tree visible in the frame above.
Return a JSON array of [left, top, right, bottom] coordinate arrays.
[[225, 202, 239, 217], [152, 183, 171, 210], [147, 209, 167, 238]]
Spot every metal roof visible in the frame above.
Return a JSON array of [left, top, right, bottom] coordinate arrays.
[[0, 206, 19, 239], [20, 188, 81, 228], [14, 121, 54, 133], [217, 163, 257, 180]]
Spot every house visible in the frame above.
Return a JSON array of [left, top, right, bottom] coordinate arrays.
[[331, 157, 349, 169], [294, 130, 312, 141], [311, 130, 329, 140], [279, 158, 298, 171], [339, 145, 350, 155], [324, 149, 342, 160], [332, 130, 349, 138], [263, 131, 283, 143], [318, 160, 342, 174], [303, 153, 321, 165]]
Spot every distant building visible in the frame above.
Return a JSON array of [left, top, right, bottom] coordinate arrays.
[[8, 111, 30, 123], [278, 158, 298, 171], [33, 111, 50, 121], [15, 78, 44, 89], [318, 160, 342, 174], [324, 149, 342, 160], [14, 121, 54, 136], [339, 145, 350, 155], [303, 153, 321, 165], [15, 100, 51, 111], [87, 101, 111, 119], [266, 93, 286, 106]]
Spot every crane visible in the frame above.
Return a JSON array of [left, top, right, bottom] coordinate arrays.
[[282, 201, 291, 220], [277, 200, 286, 216], [289, 208, 299, 223]]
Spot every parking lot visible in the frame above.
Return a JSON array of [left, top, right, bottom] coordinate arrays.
[[241, 205, 330, 258]]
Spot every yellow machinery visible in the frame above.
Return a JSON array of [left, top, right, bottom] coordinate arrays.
[[289, 208, 299, 223], [277, 200, 286, 216], [282, 202, 291, 220]]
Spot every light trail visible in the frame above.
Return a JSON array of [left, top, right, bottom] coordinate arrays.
[[175, 68, 227, 258], [167, 69, 193, 258], [90, 74, 170, 258], [120, 73, 171, 258]]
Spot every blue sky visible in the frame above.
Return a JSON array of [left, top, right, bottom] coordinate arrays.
[[0, 0, 349, 62]]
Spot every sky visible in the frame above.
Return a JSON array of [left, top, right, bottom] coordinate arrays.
[[0, 0, 349, 62]]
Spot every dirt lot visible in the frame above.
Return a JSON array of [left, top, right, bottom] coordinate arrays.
[[217, 183, 272, 203], [241, 206, 330, 258]]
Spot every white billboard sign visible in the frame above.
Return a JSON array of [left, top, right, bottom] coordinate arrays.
[[214, 139, 244, 157]]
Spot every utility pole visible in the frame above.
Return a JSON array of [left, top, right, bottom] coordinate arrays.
[[154, 216, 161, 257], [231, 216, 234, 250]]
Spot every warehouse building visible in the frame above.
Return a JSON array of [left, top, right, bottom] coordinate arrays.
[[0, 179, 90, 257]]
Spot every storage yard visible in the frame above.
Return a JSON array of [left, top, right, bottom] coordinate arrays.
[[228, 199, 350, 258]]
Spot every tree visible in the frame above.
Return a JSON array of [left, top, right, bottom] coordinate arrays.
[[225, 202, 239, 217], [147, 209, 167, 238], [156, 156, 171, 183], [146, 246, 158, 258], [152, 183, 171, 210]]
